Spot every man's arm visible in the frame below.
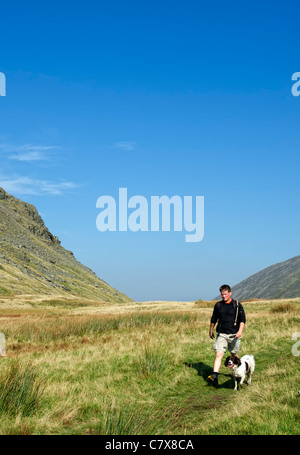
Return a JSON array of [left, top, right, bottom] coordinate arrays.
[[235, 302, 246, 338], [209, 322, 215, 339], [209, 303, 219, 339], [235, 322, 245, 338]]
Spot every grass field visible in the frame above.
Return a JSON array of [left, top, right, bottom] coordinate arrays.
[[0, 295, 299, 435]]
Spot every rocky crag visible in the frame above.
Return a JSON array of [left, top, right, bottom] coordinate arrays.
[[0, 187, 132, 302]]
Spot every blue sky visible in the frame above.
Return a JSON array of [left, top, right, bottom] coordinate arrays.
[[0, 1, 299, 300]]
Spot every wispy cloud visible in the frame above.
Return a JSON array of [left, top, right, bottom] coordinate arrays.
[[113, 141, 136, 151], [0, 143, 59, 162], [0, 175, 76, 196]]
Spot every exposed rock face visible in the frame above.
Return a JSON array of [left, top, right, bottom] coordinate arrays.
[[0, 187, 132, 302]]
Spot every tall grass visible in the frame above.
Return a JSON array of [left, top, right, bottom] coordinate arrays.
[[4, 311, 198, 345], [98, 400, 183, 435], [99, 402, 146, 435], [0, 361, 44, 417], [270, 302, 296, 313], [137, 345, 169, 377], [0, 298, 298, 434]]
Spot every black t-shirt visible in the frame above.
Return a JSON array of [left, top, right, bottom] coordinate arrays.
[[210, 299, 246, 334]]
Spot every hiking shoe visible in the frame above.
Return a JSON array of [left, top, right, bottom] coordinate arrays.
[[207, 374, 218, 386]]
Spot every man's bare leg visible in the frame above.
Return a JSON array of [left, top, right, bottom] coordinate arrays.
[[213, 351, 225, 373]]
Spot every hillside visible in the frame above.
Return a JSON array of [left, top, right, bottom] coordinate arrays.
[[227, 255, 300, 300], [0, 187, 132, 302]]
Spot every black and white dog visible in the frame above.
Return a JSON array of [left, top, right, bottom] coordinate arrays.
[[224, 354, 255, 391]]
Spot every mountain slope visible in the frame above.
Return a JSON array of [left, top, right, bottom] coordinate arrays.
[[227, 255, 300, 300], [0, 187, 132, 302]]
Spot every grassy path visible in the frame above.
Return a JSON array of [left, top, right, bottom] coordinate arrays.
[[0, 297, 299, 434]]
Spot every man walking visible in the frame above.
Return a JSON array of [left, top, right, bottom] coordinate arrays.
[[207, 284, 246, 386]]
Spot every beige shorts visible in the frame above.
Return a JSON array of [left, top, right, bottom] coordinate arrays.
[[213, 333, 241, 354]]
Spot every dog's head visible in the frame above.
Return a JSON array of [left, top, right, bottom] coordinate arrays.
[[224, 355, 241, 368]]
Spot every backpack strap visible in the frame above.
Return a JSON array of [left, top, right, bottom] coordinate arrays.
[[233, 299, 239, 326]]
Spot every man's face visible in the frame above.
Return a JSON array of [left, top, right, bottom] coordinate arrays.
[[221, 290, 232, 303]]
